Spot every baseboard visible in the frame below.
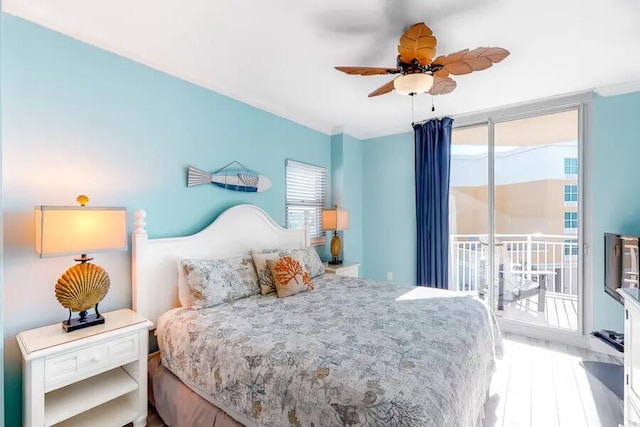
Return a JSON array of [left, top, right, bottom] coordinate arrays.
[[497, 317, 624, 358], [497, 317, 588, 348]]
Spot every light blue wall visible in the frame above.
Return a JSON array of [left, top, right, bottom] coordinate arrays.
[[361, 132, 416, 284], [331, 134, 344, 203], [329, 133, 363, 265], [1, 14, 331, 426], [591, 92, 640, 332]]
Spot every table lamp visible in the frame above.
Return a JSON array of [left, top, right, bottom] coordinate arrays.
[[34, 195, 127, 332], [322, 205, 349, 265]]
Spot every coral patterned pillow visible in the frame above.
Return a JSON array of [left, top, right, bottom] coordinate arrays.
[[266, 255, 315, 298], [254, 247, 325, 278]]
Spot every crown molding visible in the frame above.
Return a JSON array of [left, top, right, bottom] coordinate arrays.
[[595, 80, 640, 97]]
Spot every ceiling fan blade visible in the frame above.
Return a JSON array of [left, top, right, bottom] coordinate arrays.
[[431, 55, 450, 77], [397, 23, 437, 65], [335, 66, 399, 76], [432, 47, 510, 76], [429, 76, 457, 95], [368, 80, 395, 97]]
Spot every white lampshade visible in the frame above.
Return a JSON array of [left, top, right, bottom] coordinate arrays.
[[322, 206, 350, 231], [393, 73, 434, 95], [35, 206, 127, 257]]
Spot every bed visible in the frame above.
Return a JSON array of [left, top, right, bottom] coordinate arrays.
[[132, 204, 503, 427]]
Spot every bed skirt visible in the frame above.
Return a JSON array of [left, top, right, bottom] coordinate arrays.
[[149, 354, 243, 427]]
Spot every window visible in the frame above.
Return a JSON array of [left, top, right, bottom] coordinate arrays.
[[564, 211, 578, 229], [564, 239, 578, 256], [564, 184, 578, 202], [564, 157, 578, 175], [286, 160, 327, 245]]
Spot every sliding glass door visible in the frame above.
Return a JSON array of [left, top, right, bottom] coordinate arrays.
[[449, 124, 490, 295], [449, 109, 581, 332]]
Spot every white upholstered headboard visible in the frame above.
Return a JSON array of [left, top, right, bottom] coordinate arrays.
[[131, 204, 309, 325]]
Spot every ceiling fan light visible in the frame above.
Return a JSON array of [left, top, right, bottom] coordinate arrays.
[[393, 74, 434, 95]]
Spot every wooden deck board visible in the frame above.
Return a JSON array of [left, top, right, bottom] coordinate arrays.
[[500, 293, 578, 331]]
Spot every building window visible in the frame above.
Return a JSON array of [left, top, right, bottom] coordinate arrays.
[[564, 212, 578, 229], [564, 185, 578, 202], [286, 160, 327, 245], [564, 157, 578, 175], [564, 239, 578, 256]]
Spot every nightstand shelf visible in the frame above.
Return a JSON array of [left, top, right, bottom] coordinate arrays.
[[55, 392, 139, 427], [17, 309, 153, 427], [324, 262, 360, 278], [45, 366, 138, 426]]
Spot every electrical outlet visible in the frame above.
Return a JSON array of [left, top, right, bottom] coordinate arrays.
[[386, 272, 393, 281]]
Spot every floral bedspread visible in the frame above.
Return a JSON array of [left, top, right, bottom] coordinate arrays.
[[158, 274, 503, 427]]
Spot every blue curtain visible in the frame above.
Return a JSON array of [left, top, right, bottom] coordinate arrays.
[[414, 117, 453, 288]]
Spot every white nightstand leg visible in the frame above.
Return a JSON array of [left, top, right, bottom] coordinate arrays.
[[24, 358, 45, 427], [123, 328, 149, 426], [133, 416, 147, 427]]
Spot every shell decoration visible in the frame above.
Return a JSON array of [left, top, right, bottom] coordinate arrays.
[[55, 263, 110, 312]]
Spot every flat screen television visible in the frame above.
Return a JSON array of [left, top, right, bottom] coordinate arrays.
[[604, 232, 639, 304]]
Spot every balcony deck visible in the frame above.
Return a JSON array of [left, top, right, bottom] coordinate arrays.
[[498, 291, 578, 330], [451, 234, 580, 330]]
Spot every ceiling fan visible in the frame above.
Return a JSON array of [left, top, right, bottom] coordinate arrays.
[[335, 22, 510, 98]]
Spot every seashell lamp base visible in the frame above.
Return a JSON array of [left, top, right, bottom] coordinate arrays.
[[56, 261, 111, 333], [63, 308, 105, 332]]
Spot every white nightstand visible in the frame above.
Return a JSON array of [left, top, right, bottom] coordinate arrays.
[[324, 262, 360, 278], [17, 309, 153, 427]]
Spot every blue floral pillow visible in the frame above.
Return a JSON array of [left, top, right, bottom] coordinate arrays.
[[181, 256, 260, 309]]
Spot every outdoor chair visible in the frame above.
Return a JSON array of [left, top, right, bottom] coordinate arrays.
[[477, 237, 551, 312]]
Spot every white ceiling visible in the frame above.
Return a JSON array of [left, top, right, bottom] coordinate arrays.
[[4, 0, 640, 139]]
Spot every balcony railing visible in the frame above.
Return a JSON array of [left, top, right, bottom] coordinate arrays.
[[450, 234, 578, 296]]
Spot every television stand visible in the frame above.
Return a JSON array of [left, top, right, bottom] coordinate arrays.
[[592, 329, 624, 353]]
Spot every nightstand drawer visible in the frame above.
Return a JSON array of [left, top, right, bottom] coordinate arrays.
[[44, 332, 139, 391], [335, 266, 359, 277], [107, 332, 140, 362], [324, 263, 360, 278]]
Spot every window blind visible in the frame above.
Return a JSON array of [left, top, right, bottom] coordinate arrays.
[[286, 160, 327, 245]]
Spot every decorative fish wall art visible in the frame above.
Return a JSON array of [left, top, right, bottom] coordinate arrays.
[[187, 161, 272, 193]]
